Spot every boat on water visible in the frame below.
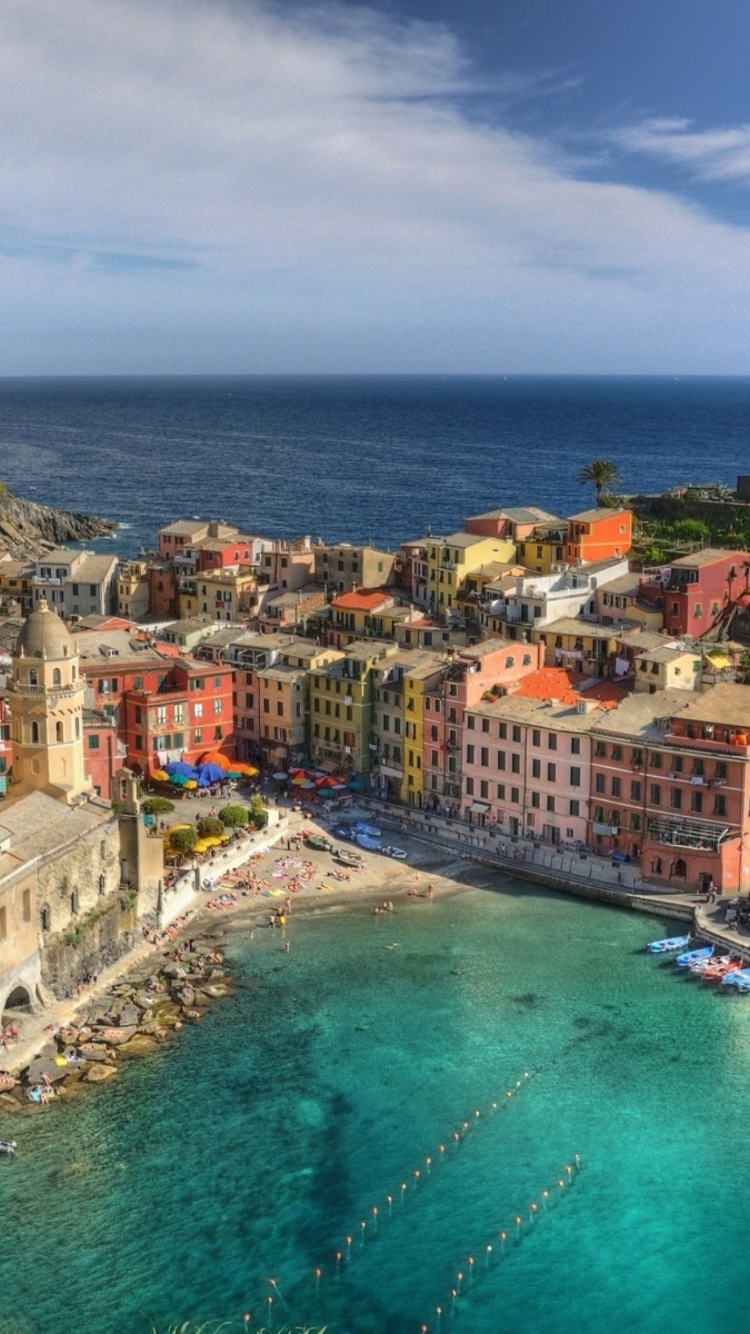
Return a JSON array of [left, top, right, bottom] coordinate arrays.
[[689, 954, 723, 975], [0, 1139, 16, 1156], [722, 967, 750, 987], [648, 935, 690, 954], [357, 834, 381, 851], [703, 959, 743, 983], [676, 945, 714, 968]]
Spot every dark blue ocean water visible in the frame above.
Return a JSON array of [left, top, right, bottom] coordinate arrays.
[[0, 376, 748, 553]]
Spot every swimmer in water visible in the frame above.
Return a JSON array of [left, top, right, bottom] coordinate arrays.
[[386, 941, 400, 950]]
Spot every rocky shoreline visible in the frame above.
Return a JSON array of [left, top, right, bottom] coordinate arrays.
[[0, 487, 116, 559], [0, 930, 232, 1112]]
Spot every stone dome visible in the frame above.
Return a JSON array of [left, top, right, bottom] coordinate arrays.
[[15, 599, 75, 660]]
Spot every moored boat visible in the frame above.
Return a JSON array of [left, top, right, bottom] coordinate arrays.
[[703, 959, 742, 983], [722, 967, 750, 987], [676, 945, 714, 968], [648, 935, 690, 954], [689, 954, 723, 975]]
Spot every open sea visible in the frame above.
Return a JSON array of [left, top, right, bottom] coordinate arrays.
[[2, 376, 750, 1333], [0, 375, 749, 552], [2, 882, 750, 1334]]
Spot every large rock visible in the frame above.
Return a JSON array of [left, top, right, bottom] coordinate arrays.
[[85, 1064, 118, 1083], [100, 1026, 138, 1046]]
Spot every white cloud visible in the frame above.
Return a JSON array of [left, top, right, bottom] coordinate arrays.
[[1, 0, 750, 371], [613, 117, 750, 183]]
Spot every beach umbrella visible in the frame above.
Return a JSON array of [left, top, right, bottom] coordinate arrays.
[[273, 771, 289, 781], [165, 760, 196, 778], [232, 762, 259, 777], [332, 783, 348, 791], [185, 779, 198, 789], [198, 762, 227, 784], [226, 771, 242, 780], [197, 751, 231, 770], [316, 775, 339, 789], [152, 770, 169, 782], [169, 773, 190, 786], [291, 773, 308, 786], [299, 780, 315, 790]]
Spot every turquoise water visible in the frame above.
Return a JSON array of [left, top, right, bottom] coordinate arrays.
[[2, 883, 749, 1334]]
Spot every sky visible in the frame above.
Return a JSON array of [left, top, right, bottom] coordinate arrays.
[[2, 0, 750, 374]]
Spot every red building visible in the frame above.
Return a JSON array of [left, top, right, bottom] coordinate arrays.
[[121, 659, 235, 777], [74, 626, 235, 778], [588, 684, 750, 893], [83, 709, 126, 800], [638, 549, 749, 638]]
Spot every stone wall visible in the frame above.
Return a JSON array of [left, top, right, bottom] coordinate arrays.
[[40, 894, 139, 999]]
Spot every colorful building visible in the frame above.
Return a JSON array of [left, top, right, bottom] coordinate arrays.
[[638, 549, 749, 639], [121, 659, 235, 776], [564, 508, 633, 564], [427, 533, 517, 617], [309, 641, 397, 775], [587, 685, 750, 893], [462, 686, 608, 842], [314, 544, 397, 594]]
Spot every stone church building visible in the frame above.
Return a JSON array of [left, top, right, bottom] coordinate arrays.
[[0, 599, 164, 1021]]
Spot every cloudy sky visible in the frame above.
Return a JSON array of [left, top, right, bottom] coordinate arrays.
[[2, 0, 750, 374]]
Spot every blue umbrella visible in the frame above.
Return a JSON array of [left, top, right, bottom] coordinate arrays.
[[165, 761, 197, 778], [198, 762, 226, 784]]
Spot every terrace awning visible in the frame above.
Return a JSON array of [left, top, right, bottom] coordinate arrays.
[[469, 801, 490, 813]]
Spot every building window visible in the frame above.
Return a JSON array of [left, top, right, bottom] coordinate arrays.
[[532, 729, 541, 747], [510, 787, 520, 803], [466, 777, 474, 796], [650, 785, 661, 805], [531, 791, 540, 808], [630, 780, 641, 802], [570, 767, 581, 787], [30, 721, 40, 744], [571, 737, 581, 755], [89, 735, 100, 750], [466, 744, 475, 764], [532, 759, 541, 779], [595, 773, 606, 794], [569, 799, 580, 816], [611, 776, 621, 798], [714, 794, 727, 817], [511, 753, 520, 774], [512, 726, 521, 743], [547, 763, 556, 782], [670, 788, 682, 810], [548, 734, 557, 751]]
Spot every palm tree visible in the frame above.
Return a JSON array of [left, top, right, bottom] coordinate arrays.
[[578, 458, 621, 505]]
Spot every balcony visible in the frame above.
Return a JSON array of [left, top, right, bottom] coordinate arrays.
[[647, 814, 729, 851], [7, 681, 79, 697]]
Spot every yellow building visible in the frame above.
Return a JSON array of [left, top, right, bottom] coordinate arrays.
[[515, 522, 569, 575], [179, 567, 258, 623], [402, 653, 446, 807], [532, 617, 621, 677], [309, 641, 397, 774], [116, 560, 151, 620], [0, 560, 34, 614], [427, 533, 516, 616]]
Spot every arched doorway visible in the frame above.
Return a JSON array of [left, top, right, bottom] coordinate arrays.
[[2, 984, 33, 1015]]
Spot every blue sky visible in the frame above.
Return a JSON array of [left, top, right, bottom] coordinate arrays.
[[1, 0, 749, 374]]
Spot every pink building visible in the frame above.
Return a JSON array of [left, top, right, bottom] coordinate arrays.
[[423, 639, 542, 815], [638, 549, 750, 638], [462, 692, 606, 843]]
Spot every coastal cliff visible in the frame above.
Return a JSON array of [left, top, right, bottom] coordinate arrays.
[[0, 487, 116, 558]]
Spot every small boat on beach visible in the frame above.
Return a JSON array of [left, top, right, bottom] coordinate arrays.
[[648, 935, 690, 954], [336, 850, 364, 868], [676, 946, 714, 968]]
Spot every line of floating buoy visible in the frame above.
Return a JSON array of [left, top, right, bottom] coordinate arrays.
[[319, 1070, 537, 1281], [421, 1154, 583, 1331]]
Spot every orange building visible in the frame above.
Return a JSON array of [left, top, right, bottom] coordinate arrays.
[[565, 508, 632, 564]]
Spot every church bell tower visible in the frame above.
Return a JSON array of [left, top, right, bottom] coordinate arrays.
[[8, 598, 90, 805]]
